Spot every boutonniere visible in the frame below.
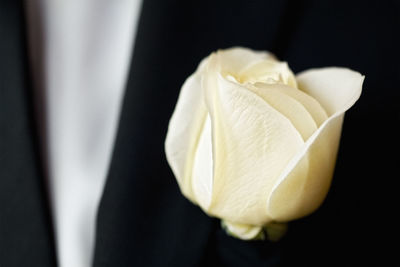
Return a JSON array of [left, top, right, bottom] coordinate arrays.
[[165, 47, 364, 241]]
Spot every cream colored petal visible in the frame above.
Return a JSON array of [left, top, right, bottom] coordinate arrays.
[[250, 83, 318, 141], [222, 220, 263, 240], [164, 70, 208, 203], [217, 47, 275, 76], [266, 115, 343, 221], [267, 68, 364, 221], [191, 114, 213, 210], [297, 67, 364, 116], [240, 61, 298, 88], [255, 83, 328, 126], [202, 55, 304, 225]]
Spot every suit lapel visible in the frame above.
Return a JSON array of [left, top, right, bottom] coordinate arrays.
[[0, 0, 56, 266], [93, 1, 217, 265]]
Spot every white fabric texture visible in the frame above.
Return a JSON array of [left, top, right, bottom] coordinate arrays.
[[25, 0, 142, 266]]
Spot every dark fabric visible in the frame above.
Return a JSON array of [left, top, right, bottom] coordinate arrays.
[[0, 0, 56, 266], [1, 0, 399, 266]]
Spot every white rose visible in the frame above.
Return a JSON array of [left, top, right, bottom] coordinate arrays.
[[165, 47, 364, 240]]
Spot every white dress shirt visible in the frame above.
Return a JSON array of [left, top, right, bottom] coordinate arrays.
[[25, 1, 142, 266]]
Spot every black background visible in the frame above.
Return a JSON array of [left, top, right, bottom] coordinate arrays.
[[133, 1, 399, 264], [1, 0, 399, 266]]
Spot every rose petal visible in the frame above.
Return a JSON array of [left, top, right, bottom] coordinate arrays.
[[201, 55, 304, 225], [267, 68, 364, 221], [222, 220, 263, 240], [251, 83, 318, 141], [240, 61, 298, 88], [191, 114, 214, 210], [297, 67, 364, 116], [165, 68, 208, 203], [217, 47, 275, 77], [256, 83, 328, 127]]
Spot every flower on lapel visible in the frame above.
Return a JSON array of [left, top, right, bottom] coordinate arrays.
[[165, 47, 364, 240]]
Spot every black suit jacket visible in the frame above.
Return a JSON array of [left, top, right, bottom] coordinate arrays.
[[1, 0, 398, 266]]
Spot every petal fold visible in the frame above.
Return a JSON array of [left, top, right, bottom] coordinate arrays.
[[251, 83, 318, 141], [267, 68, 364, 221], [297, 67, 364, 116], [202, 55, 304, 224], [165, 70, 208, 203]]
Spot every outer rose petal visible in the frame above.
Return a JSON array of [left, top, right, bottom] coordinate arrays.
[[202, 55, 304, 225], [267, 68, 364, 221], [298, 67, 364, 116], [192, 114, 213, 210], [165, 68, 208, 203]]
